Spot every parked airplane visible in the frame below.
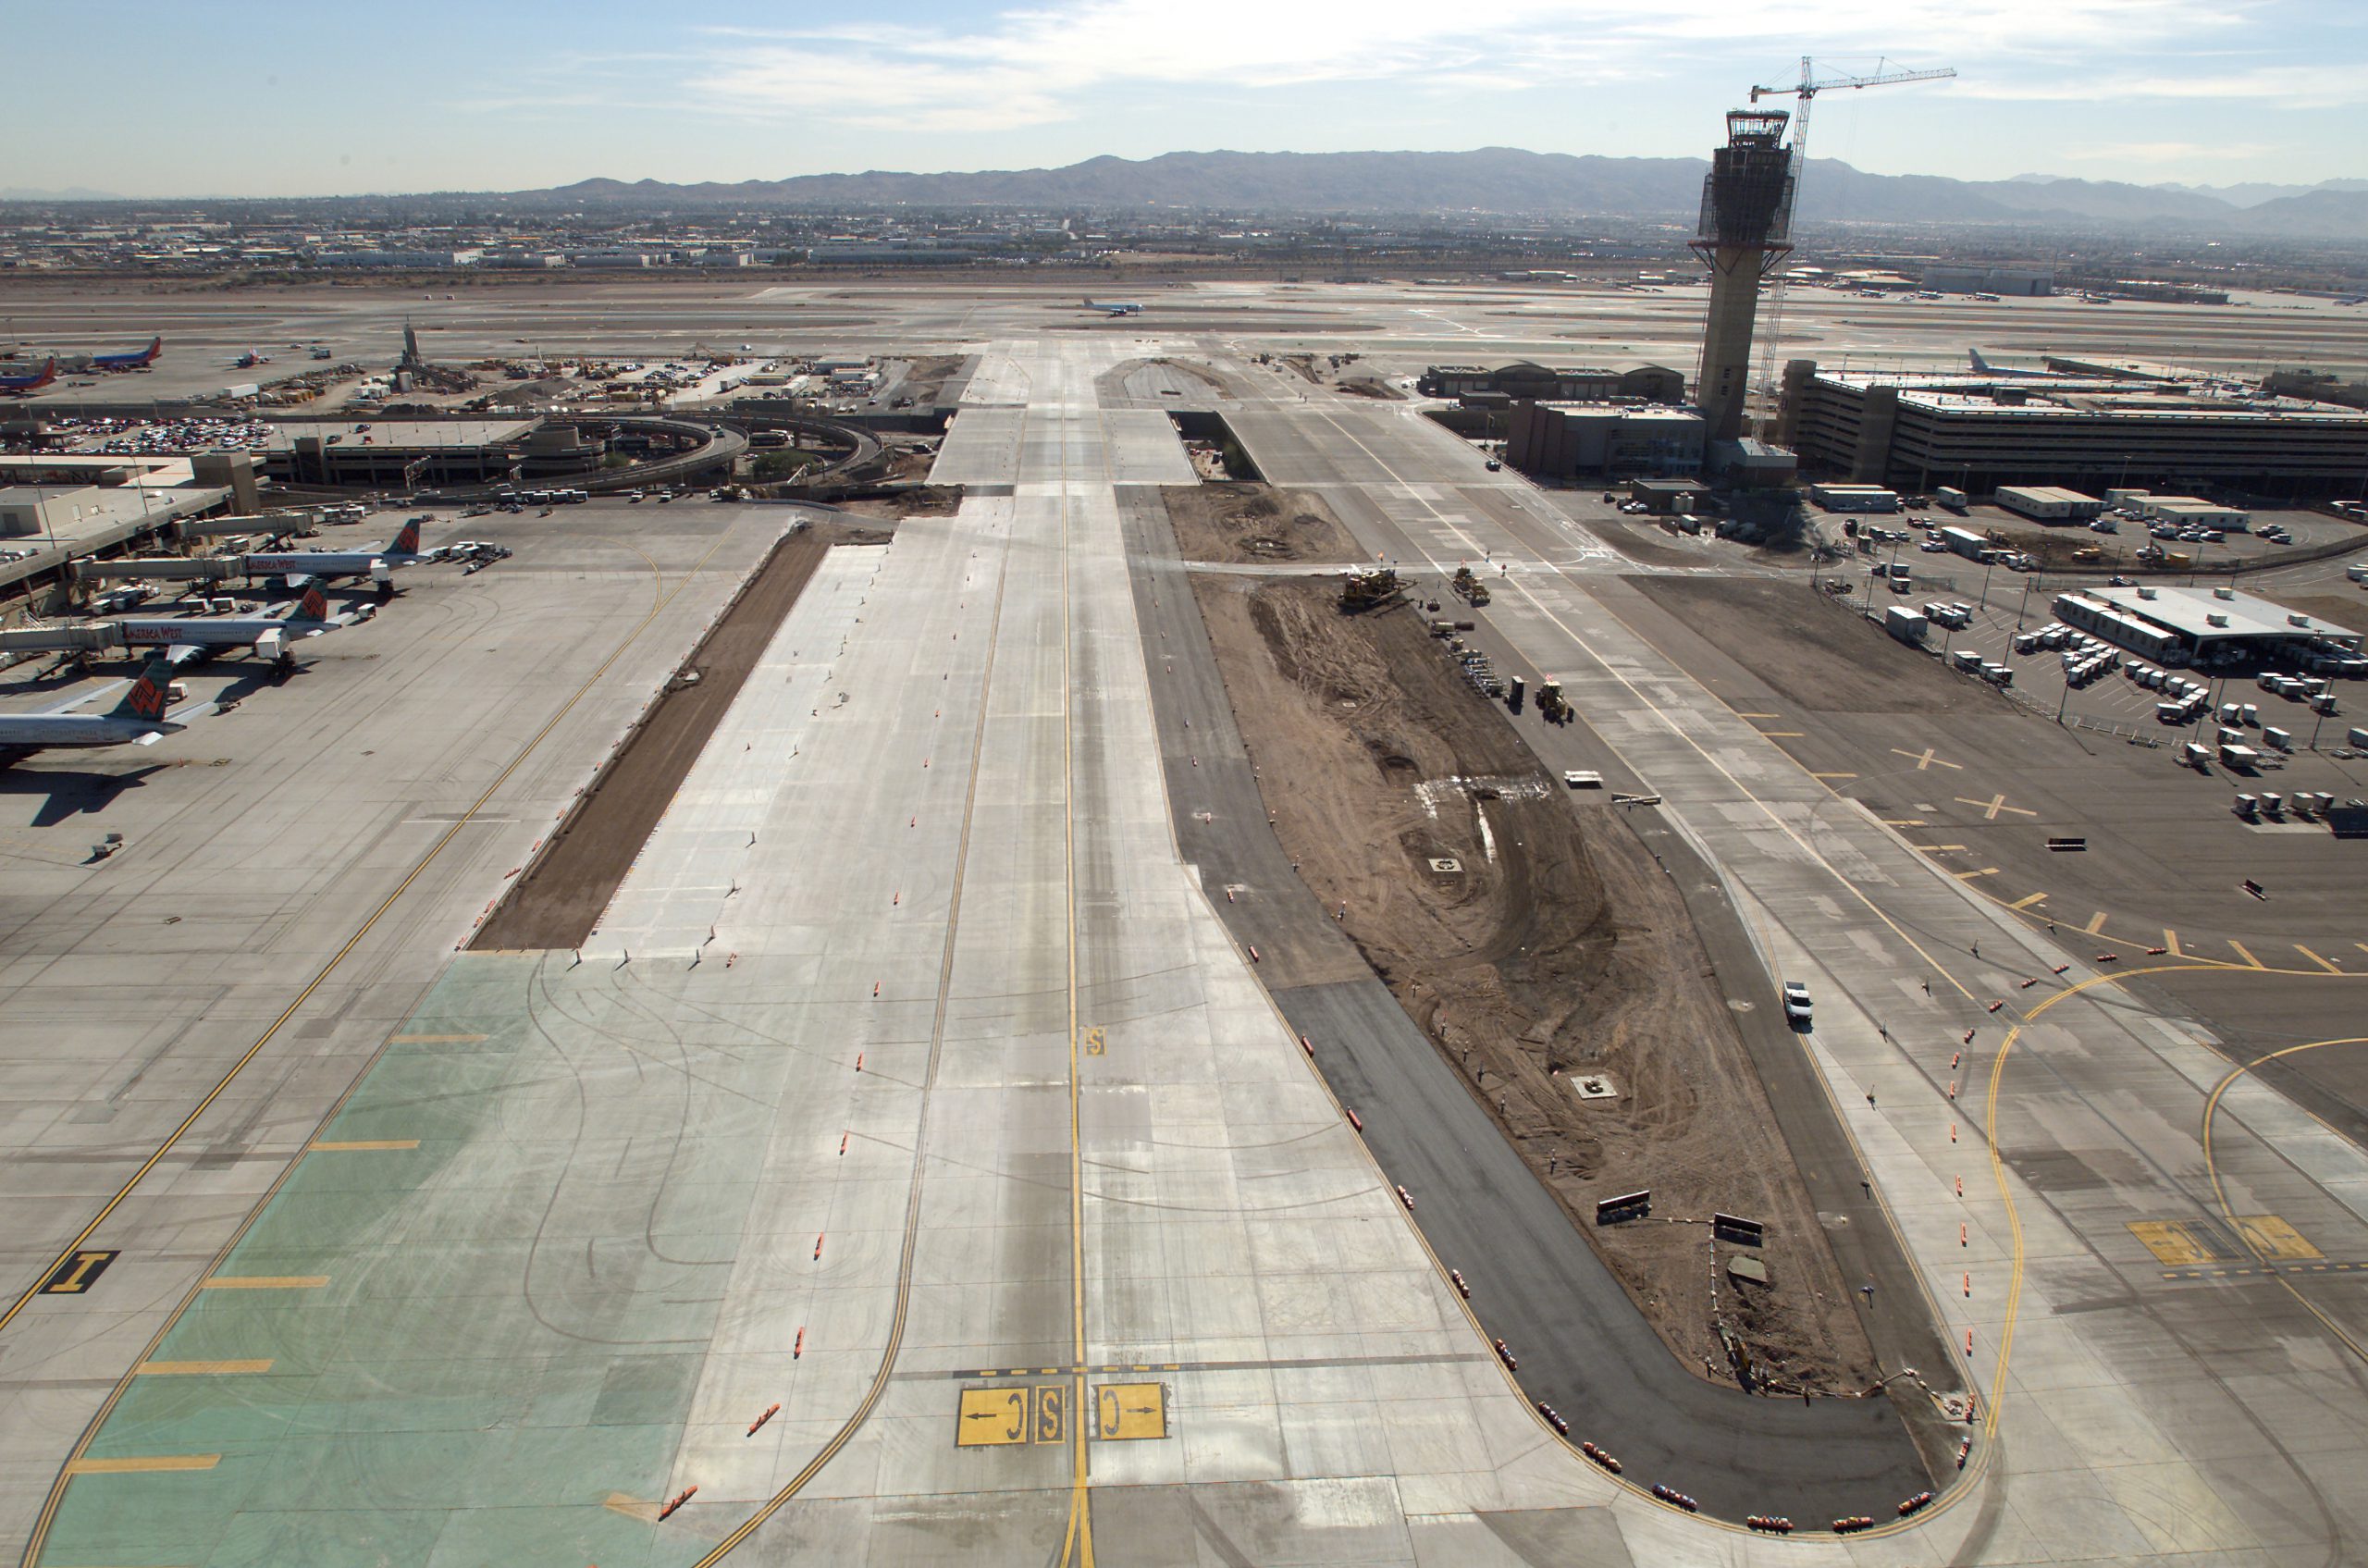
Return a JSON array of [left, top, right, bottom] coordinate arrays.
[[244, 518, 427, 586], [233, 350, 272, 368], [0, 358, 57, 395], [0, 659, 190, 759], [92, 336, 162, 371], [1968, 348, 2054, 378], [114, 582, 337, 666], [1081, 298, 1143, 315]]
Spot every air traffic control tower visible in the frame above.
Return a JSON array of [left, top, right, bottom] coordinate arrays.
[[1690, 110, 1796, 443]]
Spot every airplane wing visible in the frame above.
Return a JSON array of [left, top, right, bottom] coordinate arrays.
[[31, 679, 131, 716], [164, 644, 207, 669]]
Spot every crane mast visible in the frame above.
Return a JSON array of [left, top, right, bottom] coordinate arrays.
[[1744, 57, 1955, 437]]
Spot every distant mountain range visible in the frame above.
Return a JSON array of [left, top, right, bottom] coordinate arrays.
[[508, 149, 2368, 241]]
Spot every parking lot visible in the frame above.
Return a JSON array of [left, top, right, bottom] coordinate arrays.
[[1843, 500, 2363, 576]]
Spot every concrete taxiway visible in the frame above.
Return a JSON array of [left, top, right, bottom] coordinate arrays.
[[6, 309, 2368, 1566]]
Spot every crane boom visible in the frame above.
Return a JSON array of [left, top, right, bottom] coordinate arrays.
[[1742, 56, 1955, 438], [1751, 62, 1956, 103]]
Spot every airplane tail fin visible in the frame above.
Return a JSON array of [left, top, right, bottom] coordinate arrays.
[[115, 659, 175, 721], [1969, 348, 1992, 373], [146, 336, 162, 360], [391, 518, 422, 555], [296, 583, 329, 622]]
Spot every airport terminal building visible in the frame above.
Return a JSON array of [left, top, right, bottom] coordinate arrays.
[[1781, 362, 2368, 497]]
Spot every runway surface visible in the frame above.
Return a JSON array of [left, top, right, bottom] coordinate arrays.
[[6, 288, 2368, 1564]]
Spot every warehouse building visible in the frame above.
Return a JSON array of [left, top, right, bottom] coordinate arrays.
[[1996, 485, 2103, 521], [2053, 584, 2363, 671], [1420, 362, 1684, 402], [1781, 361, 2368, 497], [1806, 482, 1898, 512], [1504, 402, 1704, 479]]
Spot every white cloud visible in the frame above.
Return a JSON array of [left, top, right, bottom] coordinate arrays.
[[1954, 61, 2368, 106], [681, 0, 2273, 133]]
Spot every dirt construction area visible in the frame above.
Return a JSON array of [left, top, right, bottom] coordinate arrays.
[[1164, 482, 1363, 565], [1193, 574, 1881, 1394]]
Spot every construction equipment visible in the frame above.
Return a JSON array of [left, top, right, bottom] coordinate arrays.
[[1537, 679, 1572, 725], [1744, 57, 1955, 433], [1338, 568, 1406, 612]]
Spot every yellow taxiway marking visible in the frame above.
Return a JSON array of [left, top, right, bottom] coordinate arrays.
[[2082, 910, 2110, 934], [957, 1387, 1030, 1447], [64, 1454, 220, 1475], [2129, 1220, 2226, 1266], [1892, 747, 1962, 772], [17, 528, 761, 1568], [1094, 1383, 1168, 1441], [307, 1139, 419, 1152], [1760, 730, 1806, 738], [1881, 818, 1927, 827], [197, 1277, 327, 1290], [2164, 930, 2183, 957], [1957, 793, 2038, 821], [136, 1360, 273, 1377], [2202, 1039, 2368, 1369], [1738, 712, 1780, 719], [1916, 843, 1968, 854], [2234, 1215, 2323, 1261], [2228, 940, 2265, 969], [2009, 893, 2050, 910], [1811, 772, 1858, 780], [388, 1033, 486, 1044], [2296, 945, 2342, 974], [1955, 867, 2000, 880]]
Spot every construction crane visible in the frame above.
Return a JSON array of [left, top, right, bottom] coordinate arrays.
[[1745, 58, 1956, 435]]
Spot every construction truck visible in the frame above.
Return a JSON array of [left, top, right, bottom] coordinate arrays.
[[1536, 679, 1572, 725], [1338, 568, 1406, 613]]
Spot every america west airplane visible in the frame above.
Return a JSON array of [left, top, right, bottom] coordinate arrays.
[[244, 516, 431, 586], [115, 581, 345, 667], [0, 659, 193, 759]]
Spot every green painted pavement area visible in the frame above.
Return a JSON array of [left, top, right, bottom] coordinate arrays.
[[40, 954, 813, 1568]]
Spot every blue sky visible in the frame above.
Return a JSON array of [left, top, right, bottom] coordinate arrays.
[[8, 0, 2363, 197]]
